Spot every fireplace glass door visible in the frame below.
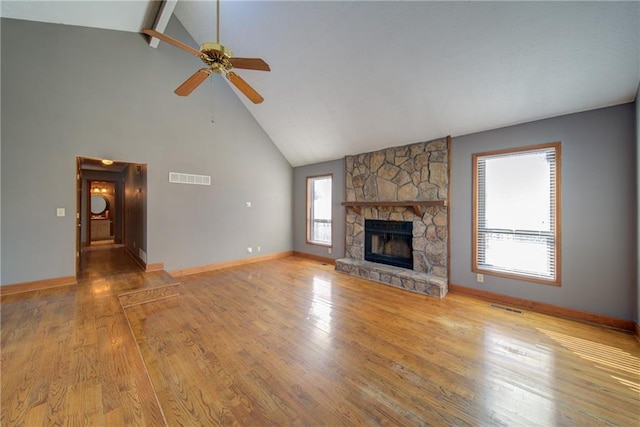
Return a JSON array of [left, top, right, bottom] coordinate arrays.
[[364, 220, 413, 269]]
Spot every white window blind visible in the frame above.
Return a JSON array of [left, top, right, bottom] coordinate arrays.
[[474, 143, 560, 284]]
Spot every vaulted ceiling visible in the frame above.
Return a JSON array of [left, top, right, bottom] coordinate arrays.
[[2, 1, 639, 166]]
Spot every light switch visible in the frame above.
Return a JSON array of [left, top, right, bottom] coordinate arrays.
[[56, 208, 65, 217], [245, 201, 252, 208]]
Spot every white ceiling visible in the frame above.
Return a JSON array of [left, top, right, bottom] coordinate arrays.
[[2, 1, 639, 167], [0, 0, 160, 33]]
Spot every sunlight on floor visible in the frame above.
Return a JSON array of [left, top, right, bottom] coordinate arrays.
[[90, 278, 112, 296], [484, 327, 555, 425], [538, 328, 640, 392], [307, 276, 333, 336]]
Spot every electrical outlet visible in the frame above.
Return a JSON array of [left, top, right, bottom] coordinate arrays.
[[476, 273, 484, 283], [245, 201, 252, 208], [247, 247, 252, 253], [328, 248, 332, 254], [257, 246, 261, 252], [56, 208, 65, 217]]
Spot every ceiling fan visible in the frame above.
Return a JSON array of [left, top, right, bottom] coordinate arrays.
[[142, 0, 269, 104]]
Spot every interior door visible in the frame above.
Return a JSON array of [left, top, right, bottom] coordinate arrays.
[[75, 158, 82, 274], [87, 180, 93, 244]]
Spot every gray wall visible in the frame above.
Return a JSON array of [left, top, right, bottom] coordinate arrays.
[[451, 104, 636, 320], [1, 17, 292, 284], [293, 159, 345, 259]]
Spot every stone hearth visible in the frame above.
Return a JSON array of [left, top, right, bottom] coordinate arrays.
[[337, 137, 449, 298], [336, 258, 448, 298]]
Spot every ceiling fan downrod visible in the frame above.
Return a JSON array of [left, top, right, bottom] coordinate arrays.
[[216, 0, 220, 44]]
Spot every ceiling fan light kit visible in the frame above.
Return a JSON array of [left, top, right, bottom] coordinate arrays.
[[141, 0, 269, 104]]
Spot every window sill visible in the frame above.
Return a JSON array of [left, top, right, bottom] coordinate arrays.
[[307, 241, 332, 248], [473, 268, 560, 287]]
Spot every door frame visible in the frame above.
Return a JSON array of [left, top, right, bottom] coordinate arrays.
[[87, 179, 119, 244], [76, 156, 148, 276], [75, 158, 82, 274]]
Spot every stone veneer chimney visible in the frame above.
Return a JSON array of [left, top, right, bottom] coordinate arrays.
[[338, 137, 449, 297]]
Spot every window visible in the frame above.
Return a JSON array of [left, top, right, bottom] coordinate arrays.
[[307, 175, 332, 246], [473, 142, 561, 285]]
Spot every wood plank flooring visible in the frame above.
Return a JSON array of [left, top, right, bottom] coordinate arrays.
[[1, 247, 167, 426], [2, 252, 639, 426]]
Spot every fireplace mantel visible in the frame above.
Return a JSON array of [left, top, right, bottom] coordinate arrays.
[[341, 200, 447, 216]]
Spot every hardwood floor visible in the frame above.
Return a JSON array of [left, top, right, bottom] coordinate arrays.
[[2, 253, 639, 426], [1, 248, 166, 425]]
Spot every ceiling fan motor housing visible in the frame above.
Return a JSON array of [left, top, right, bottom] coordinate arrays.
[[200, 42, 234, 73]]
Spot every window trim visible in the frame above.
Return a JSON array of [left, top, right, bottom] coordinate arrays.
[[306, 174, 333, 247], [472, 142, 562, 286]]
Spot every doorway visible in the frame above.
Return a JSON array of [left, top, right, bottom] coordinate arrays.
[[76, 157, 148, 276], [88, 180, 118, 245]]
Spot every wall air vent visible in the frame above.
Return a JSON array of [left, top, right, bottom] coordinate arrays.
[[169, 172, 211, 186]]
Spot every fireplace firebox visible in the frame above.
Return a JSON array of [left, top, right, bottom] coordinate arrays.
[[364, 220, 413, 270]]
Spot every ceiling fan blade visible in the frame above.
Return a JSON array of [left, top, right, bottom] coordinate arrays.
[[142, 28, 203, 57], [174, 69, 212, 96], [229, 58, 271, 72], [226, 72, 264, 104]]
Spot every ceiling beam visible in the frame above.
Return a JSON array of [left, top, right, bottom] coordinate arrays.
[[148, 0, 178, 48]]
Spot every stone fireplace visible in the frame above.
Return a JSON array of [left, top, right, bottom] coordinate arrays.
[[336, 137, 449, 298]]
